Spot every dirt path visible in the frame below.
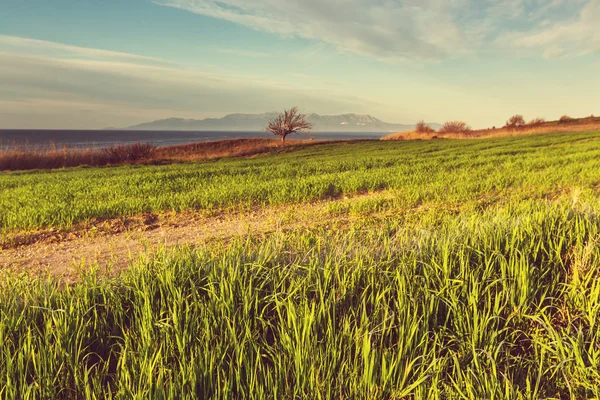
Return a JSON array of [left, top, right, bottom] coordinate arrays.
[[0, 192, 394, 280]]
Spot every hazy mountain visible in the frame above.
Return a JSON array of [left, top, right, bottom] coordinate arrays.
[[124, 113, 440, 133]]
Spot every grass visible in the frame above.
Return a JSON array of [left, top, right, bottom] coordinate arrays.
[[0, 138, 333, 172], [1, 131, 600, 233], [2, 196, 600, 398], [2, 130, 600, 398]]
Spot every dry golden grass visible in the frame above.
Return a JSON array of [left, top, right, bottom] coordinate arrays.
[[382, 130, 436, 141], [381, 130, 482, 141], [1, 143, 108, 171], [0, 142, 161, 171], [153, 138, 323, 161], [0, 138, 353, 172], [471, 122, 600, 138], [382, 117, 600, 141]]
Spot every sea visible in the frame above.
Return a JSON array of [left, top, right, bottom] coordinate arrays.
[[0, 130, 384, 149]]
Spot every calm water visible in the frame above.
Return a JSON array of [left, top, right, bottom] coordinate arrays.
[[0, 130, 384, 149]]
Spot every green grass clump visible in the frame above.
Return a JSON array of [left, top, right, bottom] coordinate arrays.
[[2, 198, 600, 398], [1, 131, 600, 232]]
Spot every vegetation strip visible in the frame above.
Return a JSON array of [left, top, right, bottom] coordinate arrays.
[[1, 131, 600, 233]]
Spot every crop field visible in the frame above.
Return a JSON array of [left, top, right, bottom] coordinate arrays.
[[2, 131, 600, 398], [1, 131, 600, 233]]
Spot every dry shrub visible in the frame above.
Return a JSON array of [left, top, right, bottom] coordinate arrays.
[[1, 144, 105, 171], [415, 120, 435, 133], [505, 115, 526, 129], [1, 142, 155, 171], [559, 115, 574, 123], [102, 143, 156, 162], [380, 132, 407, 141], [439, 121, 472, 134], [528, 117, 546, 127]]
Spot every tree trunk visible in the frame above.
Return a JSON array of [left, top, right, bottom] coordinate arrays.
[[281, 135, 285, 145]]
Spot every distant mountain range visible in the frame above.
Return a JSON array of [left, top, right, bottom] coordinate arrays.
[[122, 113, 440, 133]]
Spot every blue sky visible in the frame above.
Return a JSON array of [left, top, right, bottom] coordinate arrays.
[[1, 0, 599, 129]]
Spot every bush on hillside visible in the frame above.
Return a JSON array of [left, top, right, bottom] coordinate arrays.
[[102, 142, 157, 162], [559, 115, 574, 123], [528, 117, 545, 127], [438, 121, 472, 134], [505, 114, 526, 129], [415, 120, 435, 133]]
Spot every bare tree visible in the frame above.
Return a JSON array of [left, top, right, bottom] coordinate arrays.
[[415, 120, 435, 133], [505, 114, 526, 129], [266, 107, 313, 144]]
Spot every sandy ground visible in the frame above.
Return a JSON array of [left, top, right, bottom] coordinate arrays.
[[0, 192, 392, 280]]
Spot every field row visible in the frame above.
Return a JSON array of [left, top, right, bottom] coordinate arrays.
[[1, 131, 600, 232]]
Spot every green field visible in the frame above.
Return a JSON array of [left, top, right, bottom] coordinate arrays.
[[1, 131, 599, 233], [2, 132, 600, 398]]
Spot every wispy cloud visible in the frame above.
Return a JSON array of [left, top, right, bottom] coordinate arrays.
[[217, 48, 273, 58], [0, 35, 169, 64], [155, 0, 596, 61], [502, 0, 600, 58], [0, 35, 377, 128]]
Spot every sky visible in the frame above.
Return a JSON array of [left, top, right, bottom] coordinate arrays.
[[0, 0, 599, 129]]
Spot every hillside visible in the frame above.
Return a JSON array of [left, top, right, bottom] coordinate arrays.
[[382, 114, 600, 140], [125, 112, 440, 132]]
